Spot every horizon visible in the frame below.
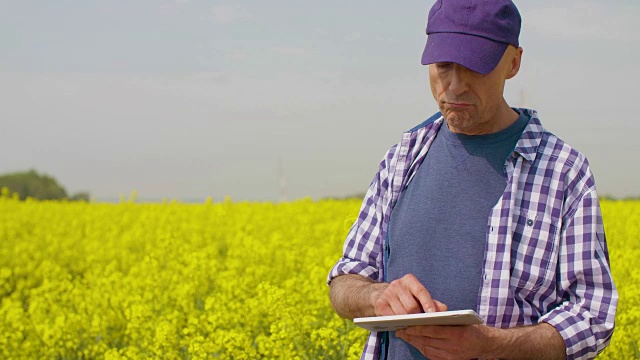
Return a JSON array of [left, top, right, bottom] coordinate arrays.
[[1, 0, 639, 201]]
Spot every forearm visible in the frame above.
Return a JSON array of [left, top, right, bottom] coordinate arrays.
[[329, 274, 387, 319], [489, 322, 565, 360]]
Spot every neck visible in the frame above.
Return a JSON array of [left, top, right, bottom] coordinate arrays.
[[493, 103, 520, 132]]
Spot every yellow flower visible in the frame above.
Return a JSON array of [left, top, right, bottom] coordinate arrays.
[[0, 195, 635, 358]]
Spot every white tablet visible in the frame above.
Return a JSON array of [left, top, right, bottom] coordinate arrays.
[[353, 310, 483, 332]]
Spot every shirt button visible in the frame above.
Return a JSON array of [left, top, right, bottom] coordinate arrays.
[[527, 219, 534, 226]]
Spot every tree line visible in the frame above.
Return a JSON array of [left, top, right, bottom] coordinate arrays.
[[0, 169, 89, 201]]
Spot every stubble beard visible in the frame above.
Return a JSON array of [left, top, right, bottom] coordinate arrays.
[[442, 108, 478, 134], [440, 101, 502, 135]]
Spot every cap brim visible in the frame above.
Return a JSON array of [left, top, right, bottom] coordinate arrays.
[[421, 32, 508, 74]]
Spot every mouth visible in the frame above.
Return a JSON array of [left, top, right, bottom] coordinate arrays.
[[444, 102, 473, 110]]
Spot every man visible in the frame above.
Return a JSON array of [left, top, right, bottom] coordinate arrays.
[[327, 0, 617, 359]]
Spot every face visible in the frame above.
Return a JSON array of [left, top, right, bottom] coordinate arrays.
[[429, 46, 523, 135]]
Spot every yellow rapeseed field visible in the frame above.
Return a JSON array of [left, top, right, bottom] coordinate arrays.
[[0, 188, 637, 359]]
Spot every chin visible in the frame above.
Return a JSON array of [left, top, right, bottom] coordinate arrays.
[[443, 109, 473, 125], [443, 110, 483, 134]]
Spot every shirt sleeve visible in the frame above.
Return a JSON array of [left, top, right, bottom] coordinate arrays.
[[539, 188, 618, 359], [327, 144, 398, 285]]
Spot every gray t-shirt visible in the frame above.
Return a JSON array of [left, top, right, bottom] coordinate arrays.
[[385, 110, 529, 359]]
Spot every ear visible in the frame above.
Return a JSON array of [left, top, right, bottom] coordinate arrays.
[[506, 47, 523, 80]]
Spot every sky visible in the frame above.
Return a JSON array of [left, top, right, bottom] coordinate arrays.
[[1, 0, 639, 202]]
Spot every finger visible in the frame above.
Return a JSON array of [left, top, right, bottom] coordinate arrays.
[[397, 333, 455, 360], [383, 279, 422, 315], [374, 289, 402, 316], [404, 325, 458, 339], [388, 291, 412, 315], [400, 332, 448, 348], [402, 325, 437, 338], [433, 300, 448, 312], [402, 274, 436, 313], [373, 284, 402, 316], [395, 286, 424, 314], [374, 301, 395, 316], [396, 333, 439, 358]]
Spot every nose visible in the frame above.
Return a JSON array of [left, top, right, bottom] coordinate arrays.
[[448, 65, 469, 96]]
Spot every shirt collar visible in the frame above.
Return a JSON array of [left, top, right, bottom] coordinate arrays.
[[512, 108, 544, 164]]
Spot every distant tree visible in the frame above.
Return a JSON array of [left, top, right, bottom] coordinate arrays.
[[69, 192, 90, 202], [0, 169, 89, 201], [323, 192, 367, 201]]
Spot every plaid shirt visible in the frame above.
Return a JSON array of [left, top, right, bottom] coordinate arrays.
[[328, 109, 617, 360]]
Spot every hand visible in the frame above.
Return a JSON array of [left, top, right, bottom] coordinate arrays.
[[371, 274, 447, 316], [396, 324, 501, 360]]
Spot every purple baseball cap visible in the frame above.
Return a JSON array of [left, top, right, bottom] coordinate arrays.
[[421, 0, 521, 74]]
